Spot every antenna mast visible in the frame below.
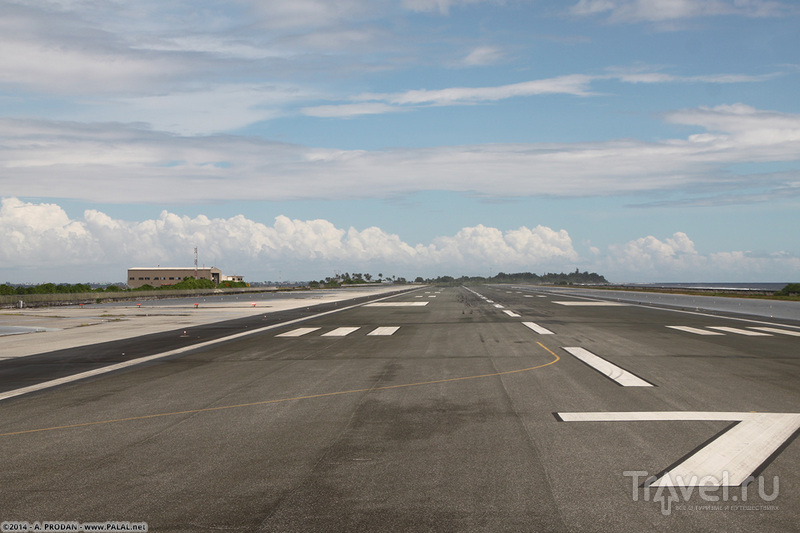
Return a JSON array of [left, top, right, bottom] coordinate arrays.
[[194, 247, 198, 278]]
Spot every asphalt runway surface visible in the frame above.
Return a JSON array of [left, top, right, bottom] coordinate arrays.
[[1, 286, 798, 532]]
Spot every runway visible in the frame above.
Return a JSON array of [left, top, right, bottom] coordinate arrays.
[[1, 286, 798, 532]]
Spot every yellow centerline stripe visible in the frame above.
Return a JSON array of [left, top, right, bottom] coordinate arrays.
[[0, 342, 560, 438]]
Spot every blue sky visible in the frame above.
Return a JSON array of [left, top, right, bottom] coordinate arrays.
[[1, 0, 799, 283]]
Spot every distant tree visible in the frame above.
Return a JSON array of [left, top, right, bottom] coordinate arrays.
[[776, 283, 800, 296]]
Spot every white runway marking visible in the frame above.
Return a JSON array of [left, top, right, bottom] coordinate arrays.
[[276, 327, 320, 337], [558, 411, 800, 487], [493, 304, 504, 308], [503, 310, 521, 317], [322, 327, 360, 337], [749, 327, 800, 336], [364, 302, 428, 307], [563, 347, 653, 387], [708, 326, 771, 336], [524, 295, 534, 298], [553, 301, 627, 306], [666, 326, 725, 336], [367, 326, 400, 336], [522, 322, 554, 335]]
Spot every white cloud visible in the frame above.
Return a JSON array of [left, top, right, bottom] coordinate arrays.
[[0, 197, 576, 280], [606, 232, 703, 272], [1, 104, 799, 203], [460, 46, 506, 66], [570, 0, 795, 22], [401, 0, 495, 15], [104, 84, 313, 135], [364, 74, 596, 105], [0, 3, 182, 94], [3, 198, 798, 282], [602, 231, 800, 280], [305, 70, 776, 120], [302, 103, 405, 118]]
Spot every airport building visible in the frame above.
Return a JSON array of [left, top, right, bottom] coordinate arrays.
[[127, 267, 224, 288]]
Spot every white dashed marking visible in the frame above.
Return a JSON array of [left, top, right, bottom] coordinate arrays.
[[708, 326, 771, 336], [749, 327, 800, 336], [522, 322, 553, 335], [276, 327, 321, 337], [322, 327, 361, 337], [666, 326, 725, 336], [367, 327, 400, 336]]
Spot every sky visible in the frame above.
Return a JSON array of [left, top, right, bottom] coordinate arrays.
[[1, 0, 799, 284]]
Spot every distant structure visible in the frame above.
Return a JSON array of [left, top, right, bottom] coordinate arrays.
[[127, 267, 225, 288]]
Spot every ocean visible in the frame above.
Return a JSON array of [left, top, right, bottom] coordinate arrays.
[[632, 282, 790, 291]]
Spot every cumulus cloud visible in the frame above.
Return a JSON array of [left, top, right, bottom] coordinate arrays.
[[0, 198, 578, 280], [3, 198, 798, 282], [606, 232, 703, 272], [602, 231, 800, 279]]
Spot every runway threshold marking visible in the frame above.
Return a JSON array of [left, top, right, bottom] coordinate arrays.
[[556, 412, 800, 487], [321, 327, 360, 337], [563, 347, 653, 387], [502, 310, 521, 318], [276, 327, 320, 338], [367, 327, 400, 336], [0, 343, 561, 438]]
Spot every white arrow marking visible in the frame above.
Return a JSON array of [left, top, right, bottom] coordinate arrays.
[[557, 412, 800, 486]]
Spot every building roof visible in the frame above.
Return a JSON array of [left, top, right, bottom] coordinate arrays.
[[128, 267, 220, 271]]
